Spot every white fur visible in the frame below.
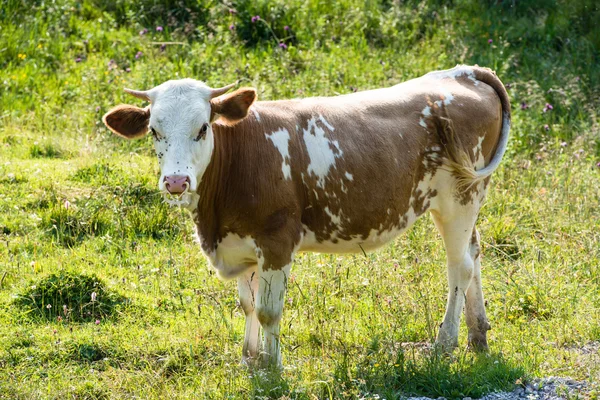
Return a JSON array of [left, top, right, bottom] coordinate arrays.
[[146, 79, 215, 195], [426, 65, 479, 85], [303, 115, 343, 188], [265, 128, 292, 180], [419, 105, 431, 128], [206, 233, 259, 279]]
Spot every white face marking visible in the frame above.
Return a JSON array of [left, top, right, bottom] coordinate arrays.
[[344, 172, 354, 181], [303, 115, 342, 188], [148, 79, 214, 197], [265, 128, 292, 180]]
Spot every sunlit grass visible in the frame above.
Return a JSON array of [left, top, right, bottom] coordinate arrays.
[[0, 0, 599, 398]]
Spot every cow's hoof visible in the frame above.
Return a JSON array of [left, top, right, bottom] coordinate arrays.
[[467, 335, 490, 352], [241, 355, 261, 369], [434, 336, 459, 354]]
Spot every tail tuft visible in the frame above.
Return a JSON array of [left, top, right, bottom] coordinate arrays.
[[429, 103, 480, 194]]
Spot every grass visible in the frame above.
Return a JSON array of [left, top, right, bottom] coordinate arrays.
[[0, 0, 599, 398]]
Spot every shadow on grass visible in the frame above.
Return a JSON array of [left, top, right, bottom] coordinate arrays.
[[334, 347, 525, 400]]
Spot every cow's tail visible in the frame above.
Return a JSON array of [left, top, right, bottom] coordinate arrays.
[[435, 65, 511, 193]]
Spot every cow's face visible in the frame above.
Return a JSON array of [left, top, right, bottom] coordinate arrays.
[[102, 79, 256, 205]]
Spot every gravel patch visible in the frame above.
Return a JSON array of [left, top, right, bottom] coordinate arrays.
[[406, 376, 590, 400]]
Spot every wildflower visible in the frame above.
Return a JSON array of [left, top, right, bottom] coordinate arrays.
[[57, 316, 62, 322], [139, 28, 148, 35], [229, 24, 235, 31], [596, 162, 600, 168], [18, 53, 26, 60], [229, 8, 236, 14], [488, 39, 493, 44], [560, 141, 567, 147], [46, 304, 52, 309], [543, 124, 550, 131], [542, 103, 553, 113], [135, 51, 143, 59], [95, 106, 100, 112], [95, 319, 100, 325], [520, 101, 529, 110], [160, 44, 166, 52], [64, 200, 71, 210], [37, 43, 43, 49], [156, 26, 163, 32], [75, 57, 82, 63], [91, 292, 97, 302], [63, 305, 68, 315], [284, 25, 290, 31], [279, 42, 287, 49], [107, 59, 117, 70], [251, 15, 260, 23], [53, 329, 57, 334], [125, 67, 131, 72]]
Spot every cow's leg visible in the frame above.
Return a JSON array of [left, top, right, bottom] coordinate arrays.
[[255, 254, 292, 368], [237, 266, 261, 365], [464, 227, 491, 350], [431, 206, 479, 351]]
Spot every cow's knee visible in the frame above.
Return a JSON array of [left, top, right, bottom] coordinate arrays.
[[256, 304, 282, 330]]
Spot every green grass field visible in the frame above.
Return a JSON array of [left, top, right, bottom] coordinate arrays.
[[1, 0, 599, 398]]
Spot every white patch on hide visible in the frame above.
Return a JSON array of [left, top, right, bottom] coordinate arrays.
[[419, 105, 431, 128], [265, 128, 292, 180], [303, 115, 342, 188], [251, 107, 261, 122], [206, 233, 260, 280]]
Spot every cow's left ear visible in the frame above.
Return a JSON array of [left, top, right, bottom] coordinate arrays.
[[102, 105, 150, 139], [210, 88, 257, 126]]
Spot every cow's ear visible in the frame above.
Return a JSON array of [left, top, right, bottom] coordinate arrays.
[[210, 88, 257, 126], [102, 105, 150, 139]]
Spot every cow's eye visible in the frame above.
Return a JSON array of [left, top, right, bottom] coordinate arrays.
[[150, 127, 161, 140], [195, 123, 209, 142]]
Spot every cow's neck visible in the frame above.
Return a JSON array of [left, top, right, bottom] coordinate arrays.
[[192, 114, 257, 254]]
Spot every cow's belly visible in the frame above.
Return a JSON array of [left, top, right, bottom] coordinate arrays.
[[298, 213, 418, 254]]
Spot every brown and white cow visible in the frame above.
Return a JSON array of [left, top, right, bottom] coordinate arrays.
[[103, 65, 510, 368]]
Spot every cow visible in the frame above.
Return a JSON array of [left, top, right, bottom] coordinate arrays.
[[102, 65, 510, 368]]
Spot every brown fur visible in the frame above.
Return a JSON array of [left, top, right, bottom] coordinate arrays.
[[210, 88, 257, 126], [192, 67, 509, 269], [102, 105, 150, 139]]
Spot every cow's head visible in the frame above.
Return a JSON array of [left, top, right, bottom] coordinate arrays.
[[102, 79, 256, 205]]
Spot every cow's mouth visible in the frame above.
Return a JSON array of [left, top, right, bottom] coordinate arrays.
[[162, 191, 192, 206]]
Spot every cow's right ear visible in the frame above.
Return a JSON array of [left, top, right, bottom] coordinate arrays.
[[102, 105, 150, 139]]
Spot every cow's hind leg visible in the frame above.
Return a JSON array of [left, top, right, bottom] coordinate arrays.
[[464, 227, 491, 349], [431, 199, 489, 351], [238, 267, 261, 365]]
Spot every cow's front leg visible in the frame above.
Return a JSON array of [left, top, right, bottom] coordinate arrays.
[[237, 267, 260, 365], [255, 254, 292, 369]]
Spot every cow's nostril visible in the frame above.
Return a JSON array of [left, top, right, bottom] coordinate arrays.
[[164, 175, 191, 195]]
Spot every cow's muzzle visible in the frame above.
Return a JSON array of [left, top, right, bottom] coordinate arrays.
[[164, 175, 190, 195]]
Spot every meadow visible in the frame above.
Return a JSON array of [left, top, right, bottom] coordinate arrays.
[[0, 0, 599, 398]]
